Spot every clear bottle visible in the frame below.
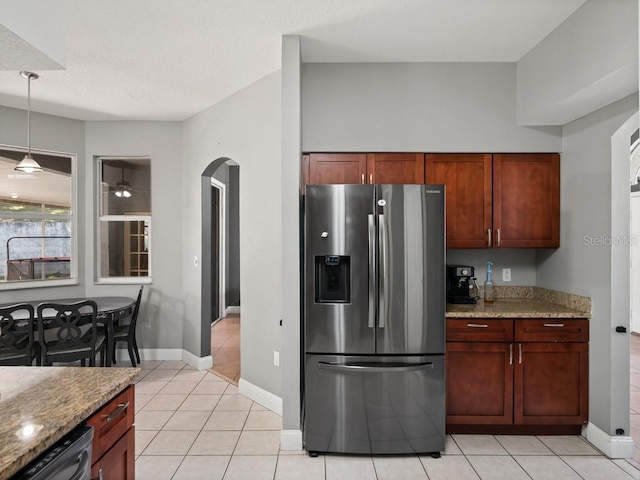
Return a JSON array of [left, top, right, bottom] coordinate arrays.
[[484, 261, 494, 304]]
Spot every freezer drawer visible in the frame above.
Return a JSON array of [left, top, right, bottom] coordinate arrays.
[[304, 354, 445, 455]]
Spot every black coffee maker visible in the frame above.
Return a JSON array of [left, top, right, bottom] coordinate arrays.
[[446, 264, 477, 304]]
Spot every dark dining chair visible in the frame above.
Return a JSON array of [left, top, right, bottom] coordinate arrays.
[[0, 303, 39, 366], [111, 286, 143, 367], [37, 300, 107, 367]]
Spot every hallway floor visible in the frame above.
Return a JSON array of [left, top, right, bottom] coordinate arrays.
[[134, 360, 640, 480], [211, 314, 240, 383]]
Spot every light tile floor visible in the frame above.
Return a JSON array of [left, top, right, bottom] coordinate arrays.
[[134, 360, 640, 480], [211, 315, 240, 383]]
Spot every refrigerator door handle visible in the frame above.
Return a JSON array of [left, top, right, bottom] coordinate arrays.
[[378, 213, 388, 328], [318, 361, 434, 373], [368, 214, 376, 329]]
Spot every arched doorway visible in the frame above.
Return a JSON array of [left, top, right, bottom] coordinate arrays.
[[201, 158, 240, 382]]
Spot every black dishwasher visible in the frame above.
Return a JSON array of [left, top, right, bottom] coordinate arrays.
[[14, 425, 93, 480]]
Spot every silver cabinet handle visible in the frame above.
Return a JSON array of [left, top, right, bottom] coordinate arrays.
[[467, 323, 488, 328], [488, 229, 492, 247], [378, 214, 388, 328], [102, 401, 129, 423], [518, 343, 522, 364], [543, 323, 565, 327], [369, 173, 373, 184], [361, 173, 365, 184], [367, 214, 376, 329], [497, 228, 501, 247], [318, 362, 434, 373], [509, 344, 513, 365]]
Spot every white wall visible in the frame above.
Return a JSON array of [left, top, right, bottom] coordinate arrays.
[[85, 121, 184, 352], [517, 0, 638, 126], [182, 71, 283, 396], [536, 93, 639, 438]]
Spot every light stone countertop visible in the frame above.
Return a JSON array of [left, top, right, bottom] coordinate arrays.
[[0, 366, 138, 480], [446, 286, 591, 319]]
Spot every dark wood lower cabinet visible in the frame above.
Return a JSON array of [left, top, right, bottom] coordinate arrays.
[[87, 384, 135, 479], [90, 427, 135, 480], [446, 342, 513, 425], [515, 343, 588, 425], [446, 318, 588, 434]]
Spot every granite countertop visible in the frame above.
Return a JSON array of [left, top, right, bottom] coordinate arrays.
[[0, 367, 138, 480], [446, 286, 591, 319]]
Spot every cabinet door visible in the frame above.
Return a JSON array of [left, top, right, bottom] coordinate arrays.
[[493, 153, 560, 248], [514, 343, 588, 425], [367, 153, 424, 184], [446, 342, 513, 425], [425, 153, 492, 248], [91, 426, 135, 480], [308, 153, 366, 185]]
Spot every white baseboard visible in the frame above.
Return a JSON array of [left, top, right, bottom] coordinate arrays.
[[117, 348, 212, 371], [584, 422, 635, 458], [225, 306, 240, 316], [281, 430, 303, 451], [182, 350, 213, 370], [238, 378, 283, 415]]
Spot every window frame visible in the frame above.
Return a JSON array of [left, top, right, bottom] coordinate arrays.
[[95, 156, 152, 284], [0, 144, 77, 290]]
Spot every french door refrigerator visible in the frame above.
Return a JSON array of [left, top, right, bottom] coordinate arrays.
[[303, 184, 446, 455]]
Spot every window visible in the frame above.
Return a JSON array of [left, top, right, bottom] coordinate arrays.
[[0, 146, 76, 288], [97, 157, 151, 282]]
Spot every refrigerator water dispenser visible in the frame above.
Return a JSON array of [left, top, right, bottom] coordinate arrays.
[[315, 255, 350, 303]]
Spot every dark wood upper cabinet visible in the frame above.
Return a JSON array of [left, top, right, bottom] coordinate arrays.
[[426, 152, 560, 248], [426, 153, 492, 248], [493, 153, 560, 248], [308, 153, 367, 185], [366, 153, 425, 184], [305, 153, 424, 187]]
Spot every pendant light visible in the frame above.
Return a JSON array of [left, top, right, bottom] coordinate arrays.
[[15, 71, 43, 173]]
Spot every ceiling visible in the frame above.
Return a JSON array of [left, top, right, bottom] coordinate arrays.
[[0, 0, 587, 122]]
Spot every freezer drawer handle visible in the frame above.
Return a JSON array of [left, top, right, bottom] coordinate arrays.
[[318, 361, 434, 373]]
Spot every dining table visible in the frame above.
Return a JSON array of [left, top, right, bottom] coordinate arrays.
[[0, 296, 136, 367]]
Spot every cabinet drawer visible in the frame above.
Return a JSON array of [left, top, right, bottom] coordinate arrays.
[[446, 319, 513, 342], [91, 426, 135, 480], [87, 385, 134, 463], [515, 319, 589, 343]]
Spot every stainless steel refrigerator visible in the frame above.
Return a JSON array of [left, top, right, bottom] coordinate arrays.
[[303, 184, 446, 456]]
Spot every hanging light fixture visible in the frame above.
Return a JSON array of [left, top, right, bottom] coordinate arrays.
[[114, 168, 132, 198], [15, 71, 43, 173]]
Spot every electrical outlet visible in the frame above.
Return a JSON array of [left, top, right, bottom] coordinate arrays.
[[502, 268, 512, 282], [273, 351, 280, 367]]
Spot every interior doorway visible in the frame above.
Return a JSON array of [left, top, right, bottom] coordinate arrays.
[[201, 158, 240, 383]]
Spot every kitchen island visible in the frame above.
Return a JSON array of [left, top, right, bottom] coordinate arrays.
[[0, 366, 138, 480], [446, 287, 591, 434]]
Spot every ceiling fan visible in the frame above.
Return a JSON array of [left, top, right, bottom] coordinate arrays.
[[114, 168, 133, 198]]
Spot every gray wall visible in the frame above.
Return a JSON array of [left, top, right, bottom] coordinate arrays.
[[84, 121, 184, 352], [302, 62, 563, 152], [536, 93, 639, 436], [228, 165, 240, 307], [0, 105, 86, 301], [517, 0, 638, 126], [182, 71, 283, 395]]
